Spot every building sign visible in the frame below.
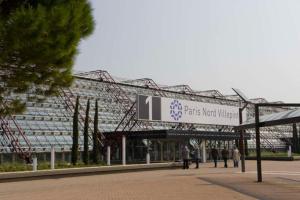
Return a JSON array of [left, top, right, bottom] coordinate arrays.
[[137, 95, 239, 126]]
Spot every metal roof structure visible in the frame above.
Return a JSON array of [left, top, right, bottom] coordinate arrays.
[[0, 69, 295, 161], [238, 107, 300, 129]]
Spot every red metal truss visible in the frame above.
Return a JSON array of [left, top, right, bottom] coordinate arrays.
[[76, 70, 151, 131], [60, 88, 105, 146], [96, 71, 142, 131], [162, 84, 195, 94], [76, 70, 199, 132], [122, 78, 167, 97], [0, 115, 32, 163], [134, 78, 166, 97]]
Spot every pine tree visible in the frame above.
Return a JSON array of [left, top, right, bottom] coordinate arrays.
[[92, 100, 100, 164], [0, 0, 94, 114], [83, 99, 90, 165], [71, 96, 79, 165]]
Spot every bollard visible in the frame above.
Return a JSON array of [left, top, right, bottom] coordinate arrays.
[[146, 152, 150, 164], [288, 145, 292, 157], [51, 145, 55, 170], [107, 146, 111, 166], [33, 157, 37, 172], [201, 140, 207, 163], [122, 135, 126, 165]]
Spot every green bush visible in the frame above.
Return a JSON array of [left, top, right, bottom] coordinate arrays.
[[0, 161, 105, 172], [248, 151, 300, 157], [0, 163, 31, 172]]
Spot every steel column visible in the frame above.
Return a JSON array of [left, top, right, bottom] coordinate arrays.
[[33, 156, 37, 172], [292, 124, 299, 153], [122, 135, 126, 165], [201, 140, 206, 163], [255, 105, 262, 182], [239, 108, 246, 172], [146, 151, 150, 164], [61, 152, 65, 162]]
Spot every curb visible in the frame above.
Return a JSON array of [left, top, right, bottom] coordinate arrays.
[[0, 162, 182, 182]]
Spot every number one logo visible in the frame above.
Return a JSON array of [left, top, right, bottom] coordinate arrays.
[[145, 96, 152, 120]]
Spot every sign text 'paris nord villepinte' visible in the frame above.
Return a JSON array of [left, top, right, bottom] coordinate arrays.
[[137, 95, 240, 126]]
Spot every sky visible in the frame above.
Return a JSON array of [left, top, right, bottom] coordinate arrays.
[[74, 0, 300, 102]]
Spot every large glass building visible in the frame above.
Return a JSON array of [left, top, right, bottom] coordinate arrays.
[[0, 70, 294, 163]]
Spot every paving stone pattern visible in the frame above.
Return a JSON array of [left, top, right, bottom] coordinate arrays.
[[0, 161, 300, 200]]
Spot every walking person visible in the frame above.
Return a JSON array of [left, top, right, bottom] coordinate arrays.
[[211, 147, 218, 168], [182, 145, 190, 169], [194, 146, 201, 169], [233, 147, 241, 168], [221, 147, 229, 168]]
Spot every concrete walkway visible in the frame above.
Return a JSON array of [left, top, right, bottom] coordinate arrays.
[[0, 161, 299, 200]]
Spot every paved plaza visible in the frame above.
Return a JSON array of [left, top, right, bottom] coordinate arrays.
[[0, 160, 299, 200]]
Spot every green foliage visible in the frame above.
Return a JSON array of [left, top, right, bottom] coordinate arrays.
[[0, 0, 94, 114], [92, 100, 100, 164], [83, 99, 90, 165], [0, 161, 105, 172], [248, 150, 300, 157], [0, 162, 32, 172], [71, 96, 79, 165]]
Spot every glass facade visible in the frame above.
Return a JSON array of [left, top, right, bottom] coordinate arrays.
[[0, 71, 292, 161]]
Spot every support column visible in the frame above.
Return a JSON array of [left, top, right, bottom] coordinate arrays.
[[298, 124, 300, 153], [160, 141, 163, 162], [146, 151, 150, 164], [68, 152, 72, 162], [154, 142, 158, 161], [122, 135, 126, 165], [239, 131, 246, 172], [173, 142, 176, 161], [288, 145, 292, 157], [33, 156, 37, 172], [131, 141, 135, 161], [51, 146, 55, 170], [68, 152, 71, 162], [244, 139, 249, 156], [239, 108, 246, 173], [12, 153, 16, 163], [43, 153, 47, 162], [292, 124, 299, 153], [167, 142, 170, 161], [178, 142, 182, 160], [201, 140, 206, 163], [146, 140, 150, 164], [107, 146, 111, 166], [0, 153, 3, 164], [255, 105, 262, 182], [61, 152, 65, 162]]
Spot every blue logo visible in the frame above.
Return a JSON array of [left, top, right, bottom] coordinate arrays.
[[170, 99, 183, 121]]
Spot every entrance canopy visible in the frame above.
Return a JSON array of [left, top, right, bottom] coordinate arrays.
[[104, 129, 250, 140], [234, 103, 300, 182], [236, 108, 300, 130]]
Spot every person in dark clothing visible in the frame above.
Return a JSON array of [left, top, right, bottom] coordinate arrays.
[[194, 146, 201, 169], [221, 147, 229, 168], [182, 145, 190, 169], [211, 147, 218, 167]]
